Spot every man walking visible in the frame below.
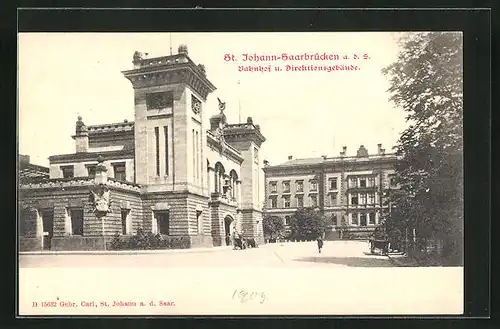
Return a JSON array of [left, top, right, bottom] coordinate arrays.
[[317, 236, 324, 254]]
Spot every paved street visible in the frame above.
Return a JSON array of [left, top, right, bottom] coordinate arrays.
[[19, 241, 395, 268], [19, 241, 464, 315]]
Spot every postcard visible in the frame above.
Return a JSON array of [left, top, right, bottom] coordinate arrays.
[[18, 31, 464, 316]]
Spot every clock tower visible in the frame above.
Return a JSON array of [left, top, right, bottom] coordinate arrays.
[[122, 45, 217, 246]]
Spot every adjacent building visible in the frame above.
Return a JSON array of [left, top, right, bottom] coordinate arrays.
[[19, 45, 266, 251], [262, 145, 400, 239]]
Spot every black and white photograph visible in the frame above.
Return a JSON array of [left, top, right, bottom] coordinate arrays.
[[18, 30, 464, 315]]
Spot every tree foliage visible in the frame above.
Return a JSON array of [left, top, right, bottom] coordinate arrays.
[[262, 215, 285, 239], [382, 32, 463, 263], [289, 207, 329, 240]]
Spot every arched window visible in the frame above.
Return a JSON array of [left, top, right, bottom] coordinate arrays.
[[214, 162, 225, 194], [229, 170, 238, 200]]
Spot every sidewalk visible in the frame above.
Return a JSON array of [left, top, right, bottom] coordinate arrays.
[[19, 245, 234, 256]]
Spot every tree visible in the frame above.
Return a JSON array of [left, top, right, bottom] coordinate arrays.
[[382, 32, 463, 265], [262, 215, 285, 240], [289, 207, 329, 240]]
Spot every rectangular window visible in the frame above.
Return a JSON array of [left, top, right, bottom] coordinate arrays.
[[349, 177, 357, 188], [70, 209, 84, 235], [86, 164, 97, 178], [112, 162, 126, 182], [284, 196, 291, 208], [61, 166, 74, 178], [329, 178, 338, 190], [360, 193, 367, 205], [284, 216, 291, 225], [155, 127, 160, 176], [164, 126, 169, 175], [331, 214, 338, 226], [270, 197, 277, 208], [121, 210, 129, 235], [42, 209, 54, 234], [360, 213, 367, 226], [196, 130, 199, 180], [283, 181, 290, 193], [192, 129, 196, 181], [360, 178, 367, 188], [351, 213, 358, 225], [368, 177, 375, 187], [197, 210, 203, 234], [330, 193, 337, 206], [297, 195, 304, 208], [369, 212, 376, 225], [351, 194, 359, 205], [156, 212, 169, 235], [296, 181, 304, 192], [270, 182, 277, 193], [311, 195, 318, 207], [368, 193, 376, 205], [310, 180, 318, 191]]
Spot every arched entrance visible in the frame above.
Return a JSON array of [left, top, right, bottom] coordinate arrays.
[[224, 215, 234, 246]]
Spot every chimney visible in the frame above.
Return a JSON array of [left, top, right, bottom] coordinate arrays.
[[340, 146, 347, 156], [322, 155, 327, 160], [377, 143, 383, 155], [20, 154, 30, 164], [288, 155, 293, 160], [263, 160, 269, 167], [381, 148, 386, 155], [72, 116, 89, 153]]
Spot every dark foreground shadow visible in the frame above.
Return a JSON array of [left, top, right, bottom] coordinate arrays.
[[293, 256, 395, 267]]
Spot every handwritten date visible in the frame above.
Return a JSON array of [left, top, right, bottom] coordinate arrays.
[[232, 289, 266, 304]]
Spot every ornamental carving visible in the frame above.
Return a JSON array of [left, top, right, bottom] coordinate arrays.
[[191, 95, 201, 115], [89, 184, 112, 218]]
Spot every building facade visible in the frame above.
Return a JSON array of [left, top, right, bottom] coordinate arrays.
[[19, 45, 266, 251], [262, 145, 400, 240]]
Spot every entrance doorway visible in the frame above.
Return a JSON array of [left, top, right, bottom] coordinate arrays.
[[224, 216, 233, 246]]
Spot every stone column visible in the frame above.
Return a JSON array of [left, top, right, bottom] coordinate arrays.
[[236, 180, 242, 206], [64, 208, 71, 235], [35, 209, 43, 238]]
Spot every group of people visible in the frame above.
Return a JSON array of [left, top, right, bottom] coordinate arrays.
[[231, 229, 258, 250]]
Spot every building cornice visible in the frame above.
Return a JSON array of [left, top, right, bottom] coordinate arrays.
[[19, 177, 141, 193], [223, 123, 266, 147], [122, 54, 216, 101], [263, 154, 400, 174], [49, 150, 135, 164]]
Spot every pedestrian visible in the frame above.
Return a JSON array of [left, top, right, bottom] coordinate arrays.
[[317, 236, 324, 254]]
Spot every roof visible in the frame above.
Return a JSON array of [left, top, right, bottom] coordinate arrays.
[[267, 153, 400, 169], [281, 158, 325, 166], [87, 121, 135, 135]]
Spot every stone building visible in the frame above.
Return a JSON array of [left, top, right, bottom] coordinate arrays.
[[262, 145, 400, 240], [19, 45, 266, 251], [19, 155, 49, 184]]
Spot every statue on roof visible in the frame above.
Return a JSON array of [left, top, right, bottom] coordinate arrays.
[[133, 51, 143, 62], [76, 115, 87, 134], [217, 97, 226, 114]]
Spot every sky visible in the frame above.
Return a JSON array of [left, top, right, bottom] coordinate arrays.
[[18, 32, 408, 167]]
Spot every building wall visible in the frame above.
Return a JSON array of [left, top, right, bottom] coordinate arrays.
[[263, 156, 399, 239], [19, 183, 142, 251], [49, 159, 135, 182]]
